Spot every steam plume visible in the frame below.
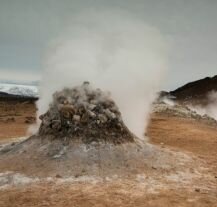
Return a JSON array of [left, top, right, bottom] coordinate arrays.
[[37, 10, 168, 139]]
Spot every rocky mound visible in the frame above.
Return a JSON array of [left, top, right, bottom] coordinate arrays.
[[0, 83, 144, 178], [0, 83, 200, 179], [38, 82, 134, 144]]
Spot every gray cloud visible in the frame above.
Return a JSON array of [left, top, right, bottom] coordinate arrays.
[[0, 0, 216, 89]]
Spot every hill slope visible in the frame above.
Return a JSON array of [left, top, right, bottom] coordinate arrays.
[[170, 75, 217, 103]]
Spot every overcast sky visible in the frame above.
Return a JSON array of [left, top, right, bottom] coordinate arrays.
[[0, 0, 216, 90]]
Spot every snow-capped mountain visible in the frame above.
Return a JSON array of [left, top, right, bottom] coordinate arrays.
[[0, 83, 38, 97]]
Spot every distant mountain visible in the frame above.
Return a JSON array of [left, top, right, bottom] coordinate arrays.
[[0, 83, 38, 98], [0, 91, 38, 102], [170, 75, 217, 103]]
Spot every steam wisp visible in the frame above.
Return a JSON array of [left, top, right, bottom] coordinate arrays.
[[38, 11, 168, 139]]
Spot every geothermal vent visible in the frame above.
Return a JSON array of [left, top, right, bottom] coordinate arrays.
[[38, 82, 135, 144], [0, 82, 188, 178], [0, 82, 150, 177]]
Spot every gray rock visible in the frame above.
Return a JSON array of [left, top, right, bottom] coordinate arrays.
[[98, 114, 108, 123], [87, 110, 96, 118], [104, 109, 116, 119], [73, 115, 81, 122], [51, 120, 61, 130]]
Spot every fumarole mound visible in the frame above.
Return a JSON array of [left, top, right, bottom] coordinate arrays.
[[39, 82, 135, 144], [0, 83, 195, 178]]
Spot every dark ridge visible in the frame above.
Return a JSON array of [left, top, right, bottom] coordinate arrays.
[[170, 75, 217, 101], [0, 91, 38, 102]]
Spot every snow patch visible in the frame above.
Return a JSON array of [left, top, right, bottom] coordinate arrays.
[[0, 83, 38, 97]]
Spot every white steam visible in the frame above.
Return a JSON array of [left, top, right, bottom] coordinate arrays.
[[188, 91, 217, 120], [38, 11, 168, 139], [161, 97, 175, 107]]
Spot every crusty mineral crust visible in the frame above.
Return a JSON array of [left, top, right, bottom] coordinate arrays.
[[38, 82, 135, 144]]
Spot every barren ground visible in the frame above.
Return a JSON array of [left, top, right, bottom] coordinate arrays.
[[0, 101, 36, 141], [0, 101, 216, 207]]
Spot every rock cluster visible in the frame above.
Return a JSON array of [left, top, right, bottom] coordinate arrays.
[[38, 82, 134, 144], [153, 102, 217, 125]]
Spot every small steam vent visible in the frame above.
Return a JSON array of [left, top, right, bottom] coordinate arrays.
[[39, 82, 135, 144]]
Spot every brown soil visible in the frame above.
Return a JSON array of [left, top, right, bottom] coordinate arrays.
[[1, 182, 216, 207], [0, 101, 217, 207], [147, 114, 217, 172], [0, 100, 36, 141]]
